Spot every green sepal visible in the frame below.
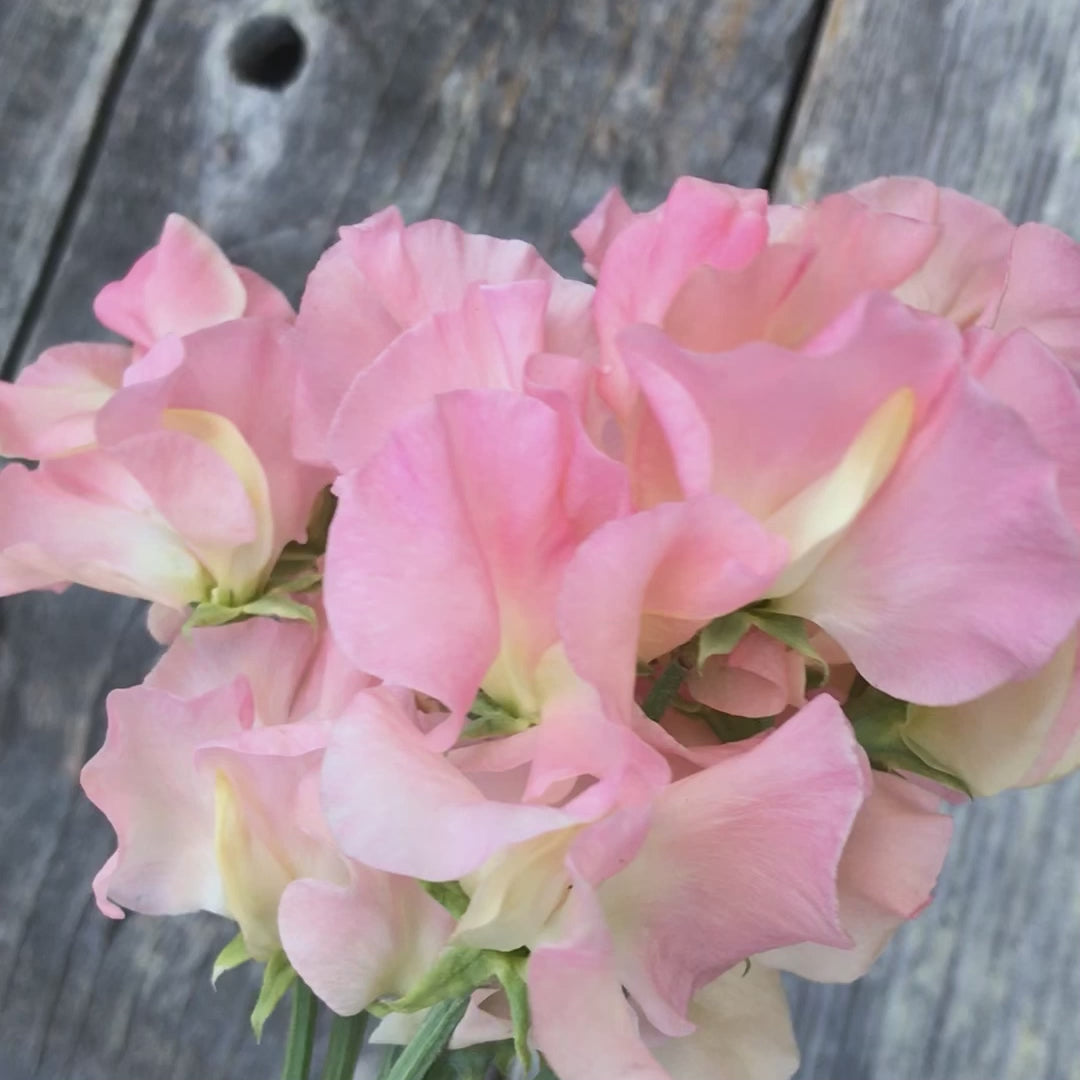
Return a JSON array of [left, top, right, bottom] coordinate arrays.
[[185, 587, 318, 631], [460, 690, 533, 740], [250, 950, 296, 1042], [420, 879, 471, 919], [701, 709, 774, 744], [746, 610, 829, 683], [211, 932, 251, 986], [387, 946, 533, 1066], [388, 947, 499, 1013], [845, 684, 972, 797], [696, 611, 752, 669]]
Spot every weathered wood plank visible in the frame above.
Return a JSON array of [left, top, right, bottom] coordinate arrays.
[[0, 2, 821, 1077], [775, 2, 1080, 1077], [0, 0, 148, 372]]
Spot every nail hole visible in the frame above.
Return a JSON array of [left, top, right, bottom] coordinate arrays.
[[229, 15, 306, 90]]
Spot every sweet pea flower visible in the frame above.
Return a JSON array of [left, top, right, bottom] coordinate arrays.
[[576, 182, 1080, 707], [0, 214, 291, 461], [0, 318, 327, 611], [81, 616, 420, 969], [288, 206, 594, 465]]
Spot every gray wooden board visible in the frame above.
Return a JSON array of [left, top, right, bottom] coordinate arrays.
[[0, 1, 825, 1078], [776, 1, 1080, 1077], [0, 0, 147, 372]]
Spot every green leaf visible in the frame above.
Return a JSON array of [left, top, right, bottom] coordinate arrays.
[[696, 611, 752, 669], [212, 932, 251, 986], [747, 610, 829, 682], [460, 690, 533, 739], [420, 880, 472, 919], [845, 685, 972, 797], [282, 980, 318, 1080], [320, 1012, 367, 1080], [384, 996, 471, 1080], [251, 951, 297, 1042]]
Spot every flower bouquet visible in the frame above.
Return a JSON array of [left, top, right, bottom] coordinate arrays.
[[2, 176, 1079, 1080]]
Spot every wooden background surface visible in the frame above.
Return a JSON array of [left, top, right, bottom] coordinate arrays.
[[1, 1, 1078, 1077]]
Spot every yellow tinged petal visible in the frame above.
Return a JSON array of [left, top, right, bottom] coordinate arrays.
[[765, 388, 916, 598], [905, 633, 1077, 797], [162, 408, 274, 598], [213, 771, 292, 961], [455, 828, 577, 952]]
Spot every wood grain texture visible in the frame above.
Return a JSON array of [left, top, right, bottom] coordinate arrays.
[[775, 2, 1080, 1077], [0, 1, 821, 1078], [0, 0, 147, 372], [18, 0, 822, 367]]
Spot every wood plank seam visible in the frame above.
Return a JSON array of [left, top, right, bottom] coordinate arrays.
[[1, 0, 159, 381], [761, 0, 831, 192]]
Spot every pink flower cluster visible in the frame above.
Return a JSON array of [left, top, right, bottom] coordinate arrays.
[[5, 177, 1080, 1079]]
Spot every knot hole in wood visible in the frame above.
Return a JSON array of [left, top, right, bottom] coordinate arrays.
[[228, 14, 306, 90]]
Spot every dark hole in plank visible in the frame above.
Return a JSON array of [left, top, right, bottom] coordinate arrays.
[[229, 15, 306, 90]]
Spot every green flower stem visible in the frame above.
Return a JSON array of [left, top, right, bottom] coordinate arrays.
[[320, 1012, 368, 1080], [642, 658, 689, 721], [385, 997, 470, 1080], [376, 1046, 402, 1079], [281, 980, 319, 1080]]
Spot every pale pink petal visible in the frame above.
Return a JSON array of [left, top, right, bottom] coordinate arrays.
[[93, 214, 247, 346], [761, 771, 951, 981], [751, 193, 938, 347], [95, 321, 327, 595], [617, 292, 959, 516], [280, 867, 454, 1016], [195, 721, 344, 958], [851, 177, 1015, 326], [572, 187, 637, 276], [592, 178, 768, 410], [596, 694, 870, 1034], [661, 245, 810, 354], [234, 266, 294, 322], [80, 680, 251, 917], [558, 495, 787, 720], [650, 965, 799, 1080], [904, 633, 1079, 797], [291, 207, 589, 463], [327, 280, 550, 472], [103, 320, 328, 553], [529, 884, 671, 1080], [325, 390, 627, 726], [687, 629, 799, 718], [0, 456, 209, 607], [988, 222, 1080, 369], [967, 326, 1080, 525], [0, 343, 129, 458], [321, 691, 572, 881], [778, 373, 1080, 704], [147, 617, 321, 726]]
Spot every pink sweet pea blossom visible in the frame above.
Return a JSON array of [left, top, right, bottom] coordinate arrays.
[[0, 318, 327, 610], [0, 214, 290, 461], [288, 206, 593, 465], [573, 182, 1080, 708], [82, 616, 381, 962]]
